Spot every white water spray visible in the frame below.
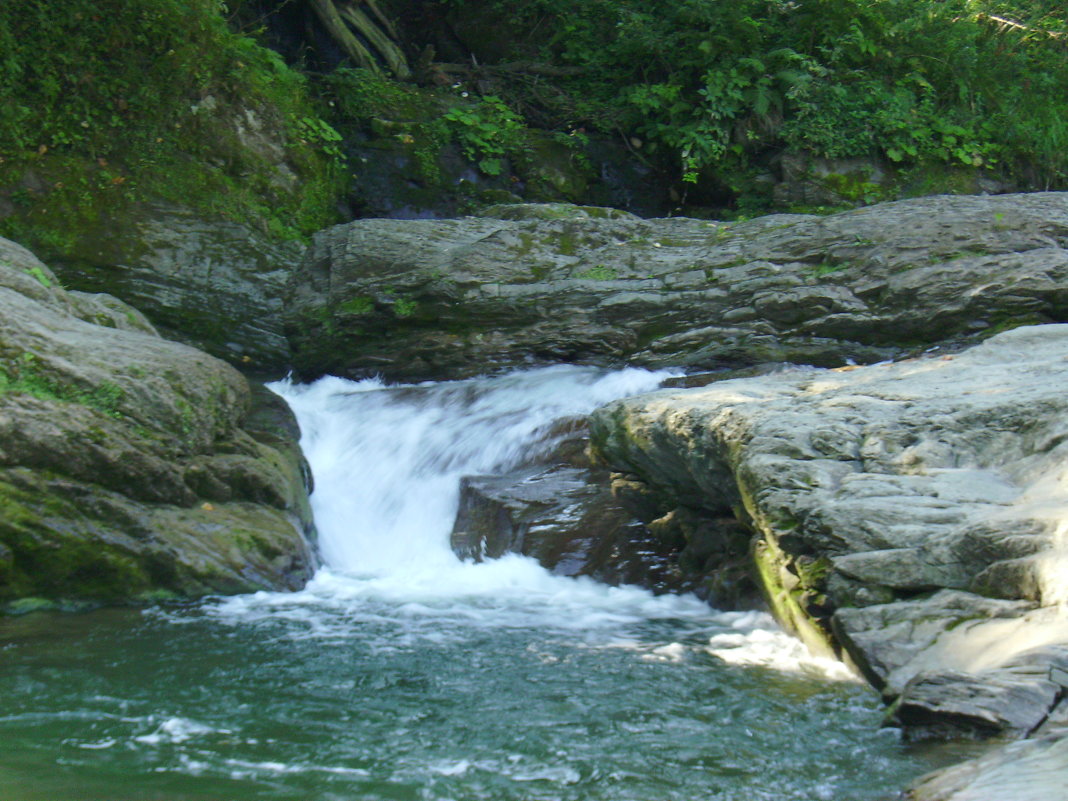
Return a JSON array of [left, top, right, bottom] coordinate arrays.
[[216, 365, 851, 676]]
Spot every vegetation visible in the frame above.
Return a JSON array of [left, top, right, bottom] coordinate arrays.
[[0, 0, 344, 255], [2, 0, 1067, 238], [427, 0, 1068, 198]]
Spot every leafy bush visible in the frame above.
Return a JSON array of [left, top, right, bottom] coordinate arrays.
[[0, 0, 343, 248], [437, 0, 1068, 189]]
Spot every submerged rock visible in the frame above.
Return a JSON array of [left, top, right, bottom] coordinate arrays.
[[589, 324, 1068, 741], [286, 193, 1068, 381], [0, 237, 315, 605]]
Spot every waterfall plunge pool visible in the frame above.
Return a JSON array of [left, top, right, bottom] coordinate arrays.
[[0, 366, 977, 800]]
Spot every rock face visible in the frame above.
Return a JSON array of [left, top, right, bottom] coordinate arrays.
[[286, 193, 1068, 381], [49, 205, 302, 370], [0, 237, 316, 604], [589, 324, 1068, 741]]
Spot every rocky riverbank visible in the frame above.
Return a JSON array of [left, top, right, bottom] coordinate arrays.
[[0, 237, 316, 608], [587, 324, 1068, 797], [286, 193, 1068, 381]]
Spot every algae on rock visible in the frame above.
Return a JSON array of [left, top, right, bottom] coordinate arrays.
[[0, 237, 316, 606]]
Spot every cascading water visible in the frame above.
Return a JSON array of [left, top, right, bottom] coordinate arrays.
[[0, 367, 973, 801]]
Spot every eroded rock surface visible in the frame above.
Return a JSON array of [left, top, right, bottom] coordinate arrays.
[[589, 324, 1068, 740], [0, 237, 315, 604], [287, 193, 1068, 381]]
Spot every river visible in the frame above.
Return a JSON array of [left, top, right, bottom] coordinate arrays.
[[0, 366, 972, 800]]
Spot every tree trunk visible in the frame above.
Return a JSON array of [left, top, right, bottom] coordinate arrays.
[[307, 0, 411, 79]]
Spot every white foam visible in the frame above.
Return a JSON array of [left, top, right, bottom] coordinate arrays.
[[216, 366, 854, 677], [134, 717, 226, 745], [706, 611, 857, 680]]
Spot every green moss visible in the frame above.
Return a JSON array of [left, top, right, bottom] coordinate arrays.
[[752, 538, 838, 659], [0, 353, 125, 418], [338, 296, 374, 316], [0, 477, 150, 602], [574, 264, 618, 280], [393, 296, 418, 318]]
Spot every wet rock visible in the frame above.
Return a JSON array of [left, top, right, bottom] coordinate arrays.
[[286, 192, 1068, 381], [905, 733, 1068, 801], [589, 324, 1068, 738], [450, 464, 687, 593], [0, 237, 315, 604]]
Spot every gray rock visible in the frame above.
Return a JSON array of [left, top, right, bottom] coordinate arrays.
[[905, 733, 1068, 801], [49, 205, 302, 369], [589, 323, 1068, 739], [0, 237, 315, 603], [286, 193, 1068, 381]]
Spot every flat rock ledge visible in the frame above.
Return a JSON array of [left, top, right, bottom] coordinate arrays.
[[287, 192, 1068, 381], [0, 237, 316, 607], [589, 324, 1068, 754]]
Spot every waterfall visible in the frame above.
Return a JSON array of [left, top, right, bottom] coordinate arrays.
[[216, 364, 850, 677], [273, 365, 672, 577]]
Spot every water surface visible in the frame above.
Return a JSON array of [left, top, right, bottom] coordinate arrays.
[[0, 367, 972, 800]]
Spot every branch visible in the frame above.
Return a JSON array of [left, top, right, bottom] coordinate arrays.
[[974, 12, 1066, 39], [307, 0, 381, 73]]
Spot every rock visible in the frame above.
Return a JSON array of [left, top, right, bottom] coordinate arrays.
[[448, 415, 693, 595], [450, 464, 689, 593], [47, 204, 302, 370], [0, 237, 316, 604], [589, 324, 1068, 739], [772, 152, 888, 207], [286, 192, 1068, 381], [905, 733, 1068, 801]]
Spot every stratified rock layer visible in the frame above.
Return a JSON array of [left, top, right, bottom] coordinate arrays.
[[287, 193, 1068, 381], [589, 324, 1068, 740], [0, 237, 315, 604]]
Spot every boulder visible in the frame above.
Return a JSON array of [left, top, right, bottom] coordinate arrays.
[[589, 324, 1068, 740], [450, 464, 689, 593], [0, 237, 316, 605], [286, 193, 1068, 381], [47, 205, 302, 370]]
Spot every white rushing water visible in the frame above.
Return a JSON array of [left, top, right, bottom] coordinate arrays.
[[216, 365, 852, 677]]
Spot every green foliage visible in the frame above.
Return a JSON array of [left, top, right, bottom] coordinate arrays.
[[0, 0, 343, 252], [440, 0, 1068, 190], [443, 96, 524, 175]]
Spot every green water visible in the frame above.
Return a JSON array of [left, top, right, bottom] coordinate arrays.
[[0, 598, 970, 801]]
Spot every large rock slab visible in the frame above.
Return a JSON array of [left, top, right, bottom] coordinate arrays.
[[286, 193, 1068, 380], [48, 205, 302, 370], [0, 237, 316, 605], [589, 324, 1068, 740]]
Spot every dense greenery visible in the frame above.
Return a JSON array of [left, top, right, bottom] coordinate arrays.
[[1, 0, 1066, 238], [0, 0, 344, 253], [434, 0, 1068, 193]]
